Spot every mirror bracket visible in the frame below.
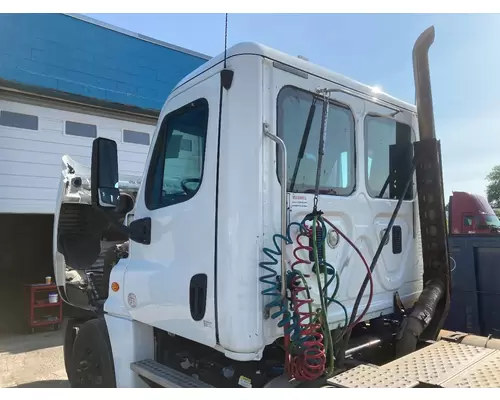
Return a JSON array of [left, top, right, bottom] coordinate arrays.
[[90, 137, 150, 245], [129, 217, 151, 245]]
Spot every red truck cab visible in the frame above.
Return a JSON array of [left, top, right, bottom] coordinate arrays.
[[448, 191, 500, 234]]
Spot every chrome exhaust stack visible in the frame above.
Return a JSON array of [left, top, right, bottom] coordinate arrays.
[[413, 26, 437, 141], [395, 26, 451, 357]]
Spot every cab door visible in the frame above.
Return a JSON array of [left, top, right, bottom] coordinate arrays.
[[265, 64, 368, 333], [362, 108, 420, 298], [120, 73, 220, 348], [264, 61, 420, 336]]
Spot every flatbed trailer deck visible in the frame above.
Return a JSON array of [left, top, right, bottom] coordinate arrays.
[[130, 330, 500, 388], [328, 337, 500, 388]]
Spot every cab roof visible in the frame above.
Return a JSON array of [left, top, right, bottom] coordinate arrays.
[[173, 41, 416, 113]]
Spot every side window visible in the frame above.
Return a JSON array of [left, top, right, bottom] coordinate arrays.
[[463, 216, 473, 227], [365, 114, 413, 200], [277, 86, 355, 196], [145, 98, 209, 210]]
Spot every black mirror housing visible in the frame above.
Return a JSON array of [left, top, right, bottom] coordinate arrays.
[[91, 137, 120, 208]]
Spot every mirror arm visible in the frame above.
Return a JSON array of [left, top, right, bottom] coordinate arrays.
[[93, 205, 131, 238], [93, 205, 150, 245]]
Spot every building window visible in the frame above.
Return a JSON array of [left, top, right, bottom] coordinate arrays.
[[180, 138, 193, 152], [365, 115, 414, 200], [277, 86, 355, 196], [123, 130, 150, 145], [145, 98, 209, 210], [0, 110, 38, 130], [65, 121, 97, 138]]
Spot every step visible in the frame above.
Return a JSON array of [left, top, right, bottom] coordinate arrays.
[[130, 359, 214, 388]]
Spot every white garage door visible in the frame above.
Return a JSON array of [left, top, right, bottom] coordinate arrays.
[[0, 97, 156, 214]]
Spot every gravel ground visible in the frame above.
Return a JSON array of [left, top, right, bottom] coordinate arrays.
[[0, 325, 69, 388]]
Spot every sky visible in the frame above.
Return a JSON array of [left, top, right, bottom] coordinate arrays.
[[86, 13, 500, 200]]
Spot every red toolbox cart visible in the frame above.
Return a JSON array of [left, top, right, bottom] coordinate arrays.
[[25, 284, 62, 333]]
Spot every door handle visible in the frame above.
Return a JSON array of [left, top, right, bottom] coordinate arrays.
[[189, 274, 207, 322]]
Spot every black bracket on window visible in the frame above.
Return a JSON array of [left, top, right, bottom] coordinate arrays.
[[130, 217, 152, 245]]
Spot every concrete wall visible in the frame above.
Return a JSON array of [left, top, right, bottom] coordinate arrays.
[[0, 14, 208, 111]]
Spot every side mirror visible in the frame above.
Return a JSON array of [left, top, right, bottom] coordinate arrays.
[[91, 138, 120, 208]]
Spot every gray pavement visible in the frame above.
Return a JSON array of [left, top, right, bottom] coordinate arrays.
[[0, 325, 69, 388]]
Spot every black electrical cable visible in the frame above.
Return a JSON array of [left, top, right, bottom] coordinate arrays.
[[223, 13, 228, 68], [289, 96, 318, 193], [336, 155, 418, 366], [377, 149, 412, 199]]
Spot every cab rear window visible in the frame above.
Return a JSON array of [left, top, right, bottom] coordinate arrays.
[[276, 86, 355, 196]]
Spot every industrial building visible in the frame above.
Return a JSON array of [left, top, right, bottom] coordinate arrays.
[[0, 13, 210, 332]]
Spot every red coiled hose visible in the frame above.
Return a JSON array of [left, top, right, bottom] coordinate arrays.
[[285, 227, 327, 381]]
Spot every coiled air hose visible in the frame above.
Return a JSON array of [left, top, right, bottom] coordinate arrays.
[[259, 221, 304, 333], [260, 213, 366, 381], [286, 217, 331, 380], [260, 87, 375, 378]]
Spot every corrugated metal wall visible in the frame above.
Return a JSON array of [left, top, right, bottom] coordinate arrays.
[[0, 98, 154, 214], [0, 13, 213, 214], [0, 14, 208, 111], [0, 14, 210, 331]]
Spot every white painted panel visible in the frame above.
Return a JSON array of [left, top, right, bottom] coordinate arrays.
[[0, 99, 155, 214], [40, 118, 64, 132]]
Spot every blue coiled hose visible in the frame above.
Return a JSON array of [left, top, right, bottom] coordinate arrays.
[[259, 216, 348, 338], [301, 214, 348, 336], [260, 214, 350, 380], [259, 221, 305, 334]]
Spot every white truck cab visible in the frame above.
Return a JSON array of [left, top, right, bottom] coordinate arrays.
[[53, 29, 450, 388]]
